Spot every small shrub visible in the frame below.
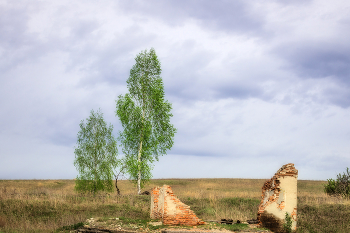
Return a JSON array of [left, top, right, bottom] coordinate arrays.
[[283, 212, 292, 233], [324, 167, 350, 198], [324, 178, 337, 194]]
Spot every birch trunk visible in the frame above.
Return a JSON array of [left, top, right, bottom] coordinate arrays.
[[137, 104, 145, 195], [137, 140, 142, 195]]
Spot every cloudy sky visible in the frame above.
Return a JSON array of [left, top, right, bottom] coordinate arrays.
[[1, 0, 350, 181]]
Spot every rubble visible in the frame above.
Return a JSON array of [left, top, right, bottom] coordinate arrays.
[[151, 185, 206, 226]]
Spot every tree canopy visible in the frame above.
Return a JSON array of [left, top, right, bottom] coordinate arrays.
[[74, 109, 119, 194], [116, 48, 177, 194]]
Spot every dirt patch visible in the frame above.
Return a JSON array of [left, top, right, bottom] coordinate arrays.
[[67, 218, 273, 233]]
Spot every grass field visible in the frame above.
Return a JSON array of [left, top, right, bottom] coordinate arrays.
[[0, 178, 349, 232]]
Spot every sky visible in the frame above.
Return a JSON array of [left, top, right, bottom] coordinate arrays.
[[1, 0, 350, 181]]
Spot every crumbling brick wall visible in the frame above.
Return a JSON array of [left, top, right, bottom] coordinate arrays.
[[150, 186, 161, 219], [257, 163, 298, 232], [150, 185, 206, 226]]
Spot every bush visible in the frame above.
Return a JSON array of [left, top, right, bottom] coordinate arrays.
[[324, 167, 350, 199], [283, 212, 292, 233]]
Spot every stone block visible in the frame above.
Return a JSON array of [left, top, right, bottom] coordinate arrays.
[[150, 185, 206, 226], [257, 163, 298, 232]]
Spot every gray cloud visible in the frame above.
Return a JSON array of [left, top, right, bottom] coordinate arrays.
[[324, 85, 350, 108], [213, 82, 264, 100], [1, 0, 350, 180], [276, 42, 350, 81], [271, 41, 350, 107], [65, 24, 158, 87], [118, 0, 267, 36], [0, 5, 39, 72]]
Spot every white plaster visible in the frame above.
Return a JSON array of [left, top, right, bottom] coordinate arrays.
[[159, 187, 165, 217], [165, 192, 177, 216], [264, 176, 297, 230]]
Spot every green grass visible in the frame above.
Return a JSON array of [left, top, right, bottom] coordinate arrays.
[[0, 178, 349, 232]]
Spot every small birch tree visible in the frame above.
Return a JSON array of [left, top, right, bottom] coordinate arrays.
[[74, 109, 119, 194], [116, 48, 177, 195]]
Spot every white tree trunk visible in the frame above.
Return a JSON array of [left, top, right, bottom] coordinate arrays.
[[137, 140, 142, 195], [137, 106, 145, 195]]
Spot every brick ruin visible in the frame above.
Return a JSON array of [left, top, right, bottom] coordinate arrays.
[[150, 185, 206, 226], [257, 163, 298, 232], [148, 164, 297, 230]]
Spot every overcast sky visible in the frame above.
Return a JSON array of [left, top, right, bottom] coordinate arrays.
[[1, 0, 350, 181]]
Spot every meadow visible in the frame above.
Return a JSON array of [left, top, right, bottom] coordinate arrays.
[[0, 178, 349, 232]]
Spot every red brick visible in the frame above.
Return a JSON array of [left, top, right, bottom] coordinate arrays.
[[150, 185, 206, 226]]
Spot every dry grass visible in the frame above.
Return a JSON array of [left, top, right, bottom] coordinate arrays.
[[0, 178, 349, 232]]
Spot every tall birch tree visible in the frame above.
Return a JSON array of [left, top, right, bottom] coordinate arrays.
[[116, 48, 177, 195]]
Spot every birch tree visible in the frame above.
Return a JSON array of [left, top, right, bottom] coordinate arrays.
[[74, 109, 119, 194], [116, 48, 177, 194]]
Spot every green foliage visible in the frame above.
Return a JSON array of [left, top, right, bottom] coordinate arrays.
[[324, 167, 350, 199], [115, 48, 177, 192], [324, 178, 337, 194], [283, 212, 292, 233], [74, 109, 119, 194]]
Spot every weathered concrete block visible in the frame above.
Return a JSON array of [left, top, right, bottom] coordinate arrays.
[[150, 185, 206, 226], [257, 163, 298, 232]]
